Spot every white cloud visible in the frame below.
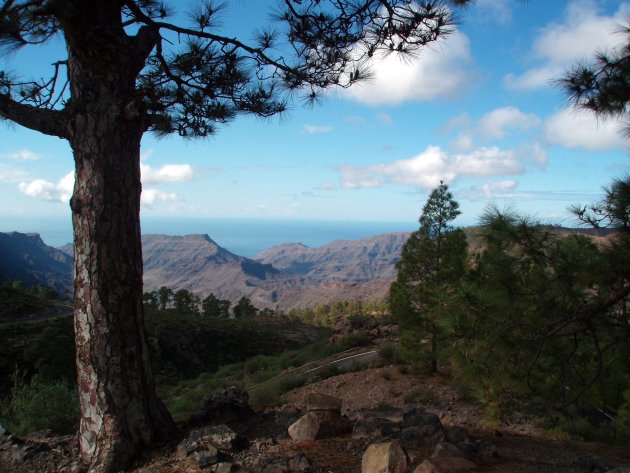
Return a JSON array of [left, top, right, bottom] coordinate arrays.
[[444, 106, 544, 152], [505, 1, 630, 89], [516, 142, 548, 166], [344, 30, 473, 105], [338, 145, 529, 190], [19, 158, 195, 206], [302, 124, 333, 134], [450, 133, 475, 153], [141, 188, 181, 207], [3, 149, 41, 161], [477, 107, 541, 140], [459, 180, 601, 202], [545, 108, 625, 151], [18, 171, 74, 203], [140, 163, 196, 184], [459, 180, 518, 201]]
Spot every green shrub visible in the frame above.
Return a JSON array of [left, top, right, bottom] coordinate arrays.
[[337, 330, 371, 350], [347, 314, 369, 329], [379, 342, 401, 365], [249, 374, 306, 409], [0, 374, 78, 435]]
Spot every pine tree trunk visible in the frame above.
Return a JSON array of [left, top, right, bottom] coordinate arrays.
[[431, 323, 438, 374], [67, 48, 174, 472]]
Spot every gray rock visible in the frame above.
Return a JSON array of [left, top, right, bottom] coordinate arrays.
[[190, 385, 254, 425], [353, 418, 381, 440], [362, 440, 408, 473], [178, 425, 240, 459], [190, 424, 241, 450], [195, 449, 219, 468], [360, 406, 405, 424], [432, 442, 467, 460], [216, 462, 235, 473], [400, 407, 444, 446], [306, 393, 342, 412], [288, 411, 350, 441]]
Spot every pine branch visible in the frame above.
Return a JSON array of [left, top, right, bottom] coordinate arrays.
[[0, 92, 69, 138]]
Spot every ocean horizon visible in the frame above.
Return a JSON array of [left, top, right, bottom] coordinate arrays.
[[1, 216, 417, 257]]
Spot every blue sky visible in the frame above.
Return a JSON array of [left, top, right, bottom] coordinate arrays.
[[1, 0, 629, 237]]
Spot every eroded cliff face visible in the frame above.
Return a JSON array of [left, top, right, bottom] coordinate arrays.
[[253, 232, 410, 282], [141, 233, 410, 309]]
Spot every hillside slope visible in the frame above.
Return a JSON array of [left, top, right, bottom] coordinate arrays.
[[142, 234, 285, 307], [0, 232, 73, 295]]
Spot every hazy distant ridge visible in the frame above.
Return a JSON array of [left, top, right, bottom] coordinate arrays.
[[253, 232, 410, 282]]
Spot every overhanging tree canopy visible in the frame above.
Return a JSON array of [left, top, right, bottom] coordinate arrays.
[[0, 1, 470, 471]]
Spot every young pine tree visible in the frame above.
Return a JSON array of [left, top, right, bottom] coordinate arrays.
[[390, 182, 467, 373]]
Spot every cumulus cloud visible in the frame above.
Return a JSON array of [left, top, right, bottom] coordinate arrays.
[[477, 107, 541, 140], [3, 149, 41, 161], [505, 1, 630, 90], [338, 145, 529, 190], [140, 163, 195, 184], [444, 107, 544, 154], [141, 188, 181, 207], [545, 108, 625, 151], [18, 171, 74, 203], [343, 30, 473, 105], [19, 158, 196, 206], [302, 124, 333, 134]]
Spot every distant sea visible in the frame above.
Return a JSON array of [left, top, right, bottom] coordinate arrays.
[[2, 216, 416, 257]]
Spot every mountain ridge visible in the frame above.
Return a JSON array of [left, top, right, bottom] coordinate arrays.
[[3, 226, 613, 309]]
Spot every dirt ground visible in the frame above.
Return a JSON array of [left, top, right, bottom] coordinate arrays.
[[3, 365, 630, 473]]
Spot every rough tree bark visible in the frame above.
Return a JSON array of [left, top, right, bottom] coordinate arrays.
[[61, 5, 175, 472], [69, 100, 174, 472]]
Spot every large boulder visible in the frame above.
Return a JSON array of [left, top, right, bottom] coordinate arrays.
[[353, 405, 444, 447], [400, 407, 444, 446], [189, 385, 254, 425], [288, 411, 350, 441], [362, 440, 408, 473], [306, 393, 343, 412], [177, 424, 243, 469], [431, 442, 467, 460], [288, 394, 350, 441]]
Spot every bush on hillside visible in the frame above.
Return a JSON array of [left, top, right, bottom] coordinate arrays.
[[0, 373, 78, 435]]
